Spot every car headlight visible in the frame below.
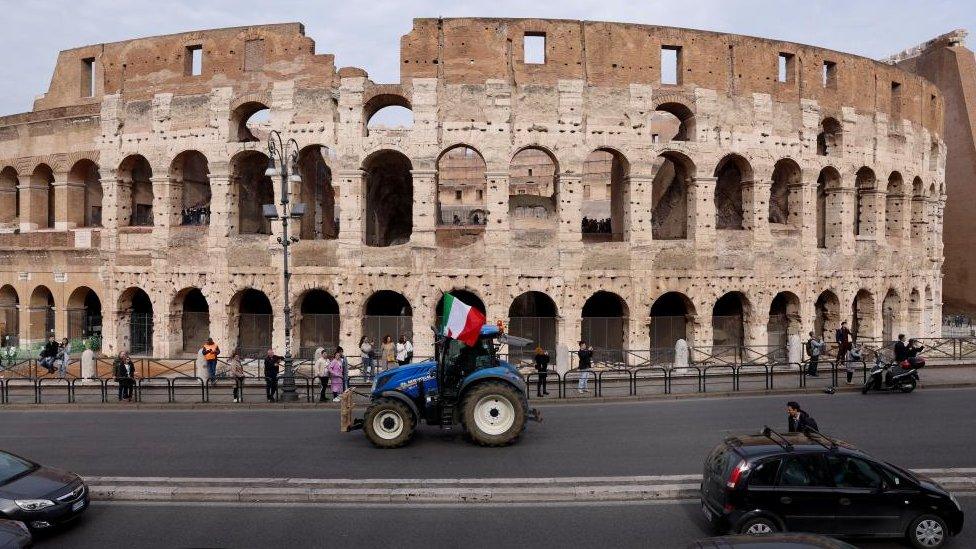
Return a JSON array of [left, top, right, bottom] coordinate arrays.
[[14, 499, 55, 511]]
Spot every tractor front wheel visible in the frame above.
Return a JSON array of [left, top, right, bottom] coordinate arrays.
[[363, 398, 415, 449], [462, 382, 526, 447]]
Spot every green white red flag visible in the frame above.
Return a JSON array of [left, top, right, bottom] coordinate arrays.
[[440, 293, 486, 346]]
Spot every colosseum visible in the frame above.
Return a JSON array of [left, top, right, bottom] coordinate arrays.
[[0, 18, 947, 368]]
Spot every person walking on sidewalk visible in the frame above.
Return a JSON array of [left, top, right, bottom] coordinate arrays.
[[314, 348, 330, 402], [576, 341, 594, 394], [844, 342, 863, 384], [534, 346, 550, 397], [263, 349, 283, 402], [787, 401, 819, 433], [328, 349, 345, 401], [805, 331, 825, 377], [228, 349, 245, 403], [113, 352, 136, 402], [201, 338, 220, 383]]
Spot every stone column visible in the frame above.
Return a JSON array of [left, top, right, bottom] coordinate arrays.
[[827, 187, 855, 251], [628, 173, 655, 246], [152, 176, 179, 242], [53, 171, 84, 230], [18, 181, 48, 232], [556, 308, 579, 374], [208, 165, 233, 240], [0, 183, 16, 227], [688, 176, 716, 249], [690, 310, 711, 363], [17, 304, 31, 346], [484, 171, 510, 248], [115, 180, 133, 229], [412, 304, 436, 359], [410, 169, 436, 248], [910, 195, 927, 246], [742, 179, 770, 243], [627, 314, 648, 363], [337, 169, 363, 248], [557, 173, 583, 247], [153, 294, 172, 357], [885, 193, 907, 247], [927, 197, 940, 261], [101, 304, 120, 355], [798, 173, 819, 249], [861, 188, 887, 244]]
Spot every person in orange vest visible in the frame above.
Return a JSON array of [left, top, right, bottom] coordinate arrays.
[[201, 338, 220, 383]]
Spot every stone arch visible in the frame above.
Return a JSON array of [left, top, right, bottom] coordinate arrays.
[[769, 158, 800, 227], [768, 291, 801, 356], [229, 100, 270, 142], [814, 290, 840, 340], [911, 176, 926, 243], [509, 146, 559, 233], [68, 159, 102, 228], [231, 150, 273, 235], [652, 101, 696, 143], [66, 286, 102, 344], [436, 145, 487, 247], [229, 288, 273, 357], [0, 166, 19, 228], [118, 287, 154, 355], [118, 154, 154, 227], [508, 291, 558, 356], [909, 288, 922, 335], [363, 149, 413, 247], [28, 285, 55, 343], [296, 145, 337, 240], [582, 147, 629, 242], [882, 288, 901, 343], [650, 291, 696, 349], [712, 291, 751, 355], [170, 151, 211, 226], [885, 171, 905, 243], [363, 290, 413, 351], [297, 289, 340, 358], [173, 287, 210, 354], [363, 94, 412, 135], [29, 164, 55, 229], [923, 285, 934, 337], [852, 289, 876, 340], [816, 117, 843, 156], [816, 166, 842, 248], [854, 167, 879, 237], [581, 291, 629, 355], [652, 150, 694, 239], [0, 284, 18, 347], [713, 154, 753, 230]]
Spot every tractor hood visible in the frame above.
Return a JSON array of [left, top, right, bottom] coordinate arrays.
[[373, 360, 437, 395]]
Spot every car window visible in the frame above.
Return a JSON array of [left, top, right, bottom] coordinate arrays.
[[748, 458, 781, 487], [778, 454, 830, 487], [706, 445, 739, 478], [0, 452, 34, 484], [828, 455, 884, 489]]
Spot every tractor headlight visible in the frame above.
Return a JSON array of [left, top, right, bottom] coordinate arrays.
[[15, 499, 55, 511]]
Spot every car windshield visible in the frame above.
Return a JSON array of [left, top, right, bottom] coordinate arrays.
[[883, 461, 919, 483], [0, 452, 35, 484]]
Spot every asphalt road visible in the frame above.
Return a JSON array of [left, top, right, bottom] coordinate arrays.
[[35, 497, 976, 549], [2, 387, 975, 478]]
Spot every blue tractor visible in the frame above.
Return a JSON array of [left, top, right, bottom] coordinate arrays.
[[349, 324, 541, 448]]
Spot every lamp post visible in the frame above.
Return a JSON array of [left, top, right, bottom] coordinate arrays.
[[263, 130, 306, 402]]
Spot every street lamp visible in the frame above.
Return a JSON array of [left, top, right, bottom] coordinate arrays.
[[263, 130, 306, 402]]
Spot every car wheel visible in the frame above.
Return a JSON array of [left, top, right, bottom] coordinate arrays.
[[908, 514, 949, 548], [738, 516, 779, 536], [363, 398, 415, 449]]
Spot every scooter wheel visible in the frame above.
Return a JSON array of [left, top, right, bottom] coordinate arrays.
[[861, 384, 870, 395], [900, 379, 917, 393]]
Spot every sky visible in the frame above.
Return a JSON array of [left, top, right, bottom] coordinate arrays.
[[0, 0, 974, 116]]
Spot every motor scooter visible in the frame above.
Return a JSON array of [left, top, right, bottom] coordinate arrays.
[[861, 351, 923, 394]]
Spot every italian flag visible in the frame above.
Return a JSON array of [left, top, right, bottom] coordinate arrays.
[[440, 294, 486, 346]]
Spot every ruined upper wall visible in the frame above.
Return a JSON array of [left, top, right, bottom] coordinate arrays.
[[402, 18, 944, 134], [32, 23, 336, 112]]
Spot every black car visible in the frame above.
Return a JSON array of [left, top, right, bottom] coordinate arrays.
[[689, 533, 856, 548], [700, 428, 964, 548], [0, 451, 89, 530]]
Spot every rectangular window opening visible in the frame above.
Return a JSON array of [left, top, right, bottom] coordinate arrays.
[[822, 61, 837, 88], [523, 33, 546, 64], [185, 45, 203, 76], [778, 53, 795, 83], [81, 57, 95, 98], [891, 81, 902, 118], [661, 46, 681, 85], [454, 190, 463, 200]]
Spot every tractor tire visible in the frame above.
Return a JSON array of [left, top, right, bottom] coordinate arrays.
[[462, 381, 526, 447], [363, 398, 415, 449]]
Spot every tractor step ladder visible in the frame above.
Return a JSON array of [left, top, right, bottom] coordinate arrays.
[[440, 403, 456, 430]]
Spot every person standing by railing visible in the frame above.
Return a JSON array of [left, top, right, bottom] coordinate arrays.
[[314, 348, 330, 402], [359, 336, 374, 380], [576, 341, 593, 394], [834, 321, 853, 369], [805, 331, 824, 378], [381, 335, 395, 372], [263, 349, 283, 402], [113, 352, 135, 402], [201, 338, 220, 384], [39, 335, 59, 375], [327, 349, 345, 402], [57, 338, 70, 378], [534, 346, 550, 397], [228, 349, 244, 403]]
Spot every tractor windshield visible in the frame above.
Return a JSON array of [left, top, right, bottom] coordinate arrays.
[[441, 337, 495, 378]]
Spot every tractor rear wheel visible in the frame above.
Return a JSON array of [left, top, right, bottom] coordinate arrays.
[[363, 398, 415, 449], [462, 382, 526, 447]]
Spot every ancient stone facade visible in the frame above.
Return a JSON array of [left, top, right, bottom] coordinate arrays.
[[0, 19, 946, 366]]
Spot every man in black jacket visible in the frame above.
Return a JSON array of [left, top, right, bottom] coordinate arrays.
[[39, 335, 59, 374], [263, 349, 283, 402], [533, 347, 550, 397], [894, 334, 909, 362], [787, 401, 819, 433]]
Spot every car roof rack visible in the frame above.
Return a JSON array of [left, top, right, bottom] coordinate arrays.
[[761, 426, 794, 452], [802, 428, 838, 450]]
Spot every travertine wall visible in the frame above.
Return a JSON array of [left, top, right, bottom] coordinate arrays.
[[0, 18, 946, 365]]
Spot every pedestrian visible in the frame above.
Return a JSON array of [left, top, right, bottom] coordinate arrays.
[[804, 331, 825, 377], [834, 321, 853, 368], [893, 333, 909, 363], [786, 401, 819, 433], [228, 349, 245, 403], [39, 335, 59, 374], [359, 336, 374, 379], [263, 348, 283, 402], [328, 349, 345, 401], [381, 335, 395, 371], [337, 345, 349, 391], [533, 346, 550, 397], [201, 338, 220, 384], [57, 338, 70, 378], [844, 342, 863, 384], [396, 335, 413, 366], [314, 348, 330, 402], [113, 352, 135, 402], [576, 341, 593, 394]]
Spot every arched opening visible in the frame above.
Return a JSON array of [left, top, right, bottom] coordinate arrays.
[[768, 292, 800, 360], [119, 155, 154, 227], [119, 288, 153, 356], [714, 155, 751, 230], [68, 160, 102, 228], [231, 289, 273, 358], [923, 285, 934, 337], [885, 172, 905, 244], [298, 289, 340, 358], [882, 288, 901, 343], [364, 95, 413, 136], [911, 177, 925, 244], [852, 289, 876, 341], [816, 117, 843, 156], [363, 290, 413, 350], [909, 288, 922, 335], [650, 292, 695, 351], [855, 167, 878, 237], [232, 151, 274, 235], [712, 292, 749, 356], [297, 145, 337, 240], [66, 287, 102, 346], [435, 290, 486, 330], [230, 101, 270, 143], [178, 288, 210, 354], [814, 290, 840, 340], [653, 102, 695, 143], [929, 141, 940, 172], [816, 167, 841, 248], [509, 147, 558, 235], [0, 167, 18, 228], [582, 149, 629, 242], [29, 164, 55, 229], [170, 151, 211, 226], [508, 291, 558, 362], [651, 152, 692, 240], [769, 159, 800, 227], [0, 285, 19, 348], [436, 146, 486, 246], [363, 150, 413, 247], [28, 285, 55, 343], [581, 291, 628, 360]]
